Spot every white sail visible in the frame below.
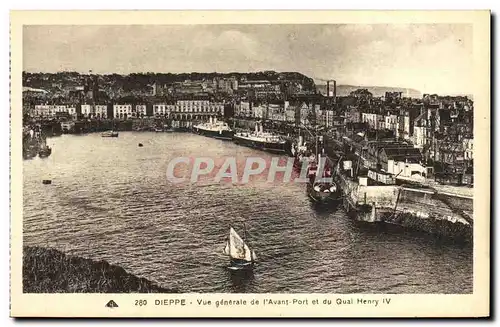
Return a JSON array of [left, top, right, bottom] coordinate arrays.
[[228, 227, 253, 262], [251, 250, 257, 262], [223, 241, 230, 255]]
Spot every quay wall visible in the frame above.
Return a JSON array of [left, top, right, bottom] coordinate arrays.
[[338, 173, 473, 242]]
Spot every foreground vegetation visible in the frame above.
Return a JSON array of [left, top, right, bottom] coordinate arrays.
[[23, 246, 177, 293]]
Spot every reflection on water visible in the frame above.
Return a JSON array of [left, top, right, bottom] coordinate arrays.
[[228, 269, 255, 293], [23, 132, 473, 293]]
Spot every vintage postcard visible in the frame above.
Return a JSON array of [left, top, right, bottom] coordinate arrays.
[[10, 10, 490, 318]]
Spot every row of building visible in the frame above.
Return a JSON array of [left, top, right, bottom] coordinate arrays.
[[232, 94, 474, 168], [32, 100, 226, 120], [234, 100, 343, 127], [151, 76, 305, 98]]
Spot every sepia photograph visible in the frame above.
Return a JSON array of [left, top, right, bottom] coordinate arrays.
[[10, 10, 490, 318]]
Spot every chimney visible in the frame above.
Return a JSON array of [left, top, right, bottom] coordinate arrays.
[[327, 81, 330, 98], [333, 80, 337, 103]]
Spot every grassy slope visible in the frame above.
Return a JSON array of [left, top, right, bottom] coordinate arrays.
[[23, 246, 178, 293]]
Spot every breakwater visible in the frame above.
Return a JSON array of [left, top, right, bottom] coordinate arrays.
[[23, 246, 178, 293]]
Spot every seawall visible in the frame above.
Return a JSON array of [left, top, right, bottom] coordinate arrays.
[[337, 174, 473, 242]]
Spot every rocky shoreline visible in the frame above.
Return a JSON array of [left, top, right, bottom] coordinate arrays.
[[23, 246, 178, 293]]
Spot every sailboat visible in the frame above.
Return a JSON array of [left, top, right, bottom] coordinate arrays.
[[223, 225, 257, 271]]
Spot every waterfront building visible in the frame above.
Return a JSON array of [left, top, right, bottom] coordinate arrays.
[[135, 104, 147, 118], [387, 159, 431, 179], [34, 105, 56, 117], [361, 141, 424, 175], [55, 105, 67, 113], [236, 101, 252, 118], [153, 103, 170, 117], [175, 100, 223, 114], [81, 104, 92, 118], [113, 104, 133, 119], [95, 104, 108, 119], [268, 103, 286, 121], [67, 106, 77, 119], [252, 104, 266, 119], [148, 99, 224, 121]]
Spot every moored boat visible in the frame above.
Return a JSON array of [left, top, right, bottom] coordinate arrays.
[[193, 117, 234, 140], [101, 131, 119, 137], [306, 153, 341, 204], [23, 145, 39, 160], [163, 124, 175, 133], [223, 225, 256, 271], [233, 123, 292, 155], [38, 145, 52, 158]]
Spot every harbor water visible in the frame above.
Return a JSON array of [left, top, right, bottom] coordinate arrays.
[[23, 132, 472, 293]]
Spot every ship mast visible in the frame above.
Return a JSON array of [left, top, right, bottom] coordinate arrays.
[[228, 225, 232, 260], [243, 222, 247, 259], [243, 222, 253, 263]]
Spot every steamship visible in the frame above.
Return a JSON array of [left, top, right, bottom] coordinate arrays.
[[233, 123, 292, 155], [193, 117, 234, 140]]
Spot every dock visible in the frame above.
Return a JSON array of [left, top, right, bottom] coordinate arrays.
[[335, 167, 473, 242]]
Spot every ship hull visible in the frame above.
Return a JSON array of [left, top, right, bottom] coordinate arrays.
[[38, 149, 52, 158], [306, 182, 342, 204], [233, 135, 292, 155], [194, 127, 234, 140], [101, 132, 118, 137], [228, 258, 254, 271]]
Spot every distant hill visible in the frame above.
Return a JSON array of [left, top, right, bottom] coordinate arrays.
[[316, 84, 422, 98], [23, 70, 317, 92]]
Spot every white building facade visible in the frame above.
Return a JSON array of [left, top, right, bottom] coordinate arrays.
[[113, 104, 133, 119]]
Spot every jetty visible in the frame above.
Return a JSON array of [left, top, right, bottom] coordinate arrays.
[[333, 156, 473, 242]]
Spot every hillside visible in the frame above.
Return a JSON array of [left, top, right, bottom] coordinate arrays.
[[316, 84, 422, 98], [22, 70, 316, 93], [23, 246, 178, 293]]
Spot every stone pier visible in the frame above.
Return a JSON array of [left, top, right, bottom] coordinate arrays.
[[337, 173, 473, 242]]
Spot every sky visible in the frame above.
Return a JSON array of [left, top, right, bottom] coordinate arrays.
[[23, 24, 473, 94]]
